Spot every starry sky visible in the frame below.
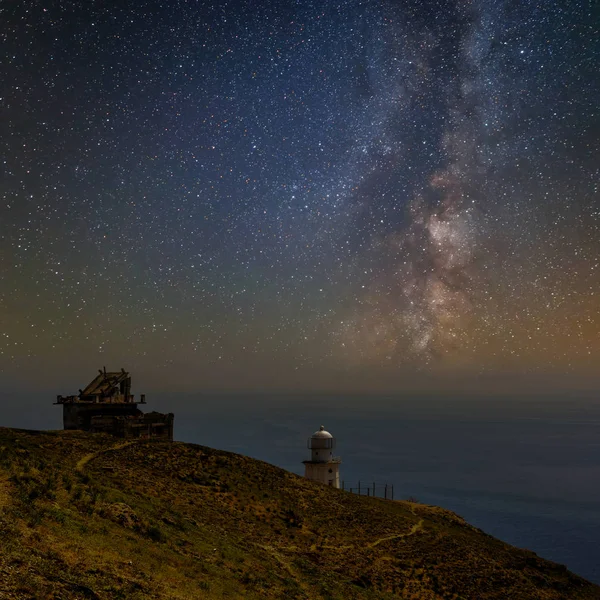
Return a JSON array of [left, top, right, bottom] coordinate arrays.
[[1, 0, 599, 393]]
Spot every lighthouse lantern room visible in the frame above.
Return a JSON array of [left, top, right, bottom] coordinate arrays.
[[303, 425, 341, 488]]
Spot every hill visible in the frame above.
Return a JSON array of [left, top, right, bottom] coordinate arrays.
[[0, 428, 598, 600]]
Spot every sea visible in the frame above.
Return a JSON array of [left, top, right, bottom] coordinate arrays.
[[3, 391, 600, 584]]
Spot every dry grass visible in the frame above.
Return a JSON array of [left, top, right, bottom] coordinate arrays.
[[0, 427, 598, 600]]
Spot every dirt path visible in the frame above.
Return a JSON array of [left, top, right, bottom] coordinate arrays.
[[367, 519, 424, 548], [255, 543, 313, 597], [76, 441, 138, 473]]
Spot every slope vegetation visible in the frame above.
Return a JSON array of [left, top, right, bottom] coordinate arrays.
[[0, 428, 597, 600]]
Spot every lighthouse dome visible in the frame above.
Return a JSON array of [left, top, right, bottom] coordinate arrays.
[[308, 425, 335, 451], [312, 425, 333, 439]]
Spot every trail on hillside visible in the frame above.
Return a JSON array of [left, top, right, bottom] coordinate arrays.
[[255, 543, 313, 597], [368, 519, 424, 548], [76, 441, 138, 473]]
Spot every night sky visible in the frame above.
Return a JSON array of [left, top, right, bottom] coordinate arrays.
[[1, 0, 599, 393]]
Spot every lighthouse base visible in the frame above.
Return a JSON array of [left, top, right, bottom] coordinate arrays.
[[303, 461, 340, 488]]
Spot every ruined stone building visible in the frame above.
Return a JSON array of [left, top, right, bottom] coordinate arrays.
[[55, 368, 174, 440]]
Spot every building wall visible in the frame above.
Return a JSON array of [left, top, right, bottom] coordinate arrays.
[[90, 415, 174, 440], [304, 462, 340, 488], [63, 404, 174, 441], [310, 447, 334, 462], [63, 403, 140, 430]]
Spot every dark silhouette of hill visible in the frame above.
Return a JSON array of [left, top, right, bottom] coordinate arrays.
[[0, 427, 598, 599]]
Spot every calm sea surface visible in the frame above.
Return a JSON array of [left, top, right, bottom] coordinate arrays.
[[4, 392, 600, 583]]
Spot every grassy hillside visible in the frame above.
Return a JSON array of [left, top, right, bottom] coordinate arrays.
[[0, 428, 598, 600]]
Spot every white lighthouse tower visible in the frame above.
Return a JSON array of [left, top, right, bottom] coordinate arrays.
[[303, 425, 341, 488]]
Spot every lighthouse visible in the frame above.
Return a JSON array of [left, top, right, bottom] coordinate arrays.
[[303, 425, 341, 488]]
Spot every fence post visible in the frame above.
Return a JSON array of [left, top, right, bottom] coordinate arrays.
[[342, 480, 345, 491], [391, 485, 394, 500], [358, 481, 361, 495], [384, 484, 388, 500], [373, 482, 376, 497]]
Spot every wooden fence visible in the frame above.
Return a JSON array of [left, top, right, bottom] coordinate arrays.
[[341, 481, 394, 500]]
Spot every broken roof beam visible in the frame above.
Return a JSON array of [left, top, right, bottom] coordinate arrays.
[[80, 370, 130, 397]]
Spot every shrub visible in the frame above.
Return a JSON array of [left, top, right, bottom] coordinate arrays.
[[146, 524, 166, 543]]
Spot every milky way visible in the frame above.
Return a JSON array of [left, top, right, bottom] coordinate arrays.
[[1, 0, 598, 389]]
